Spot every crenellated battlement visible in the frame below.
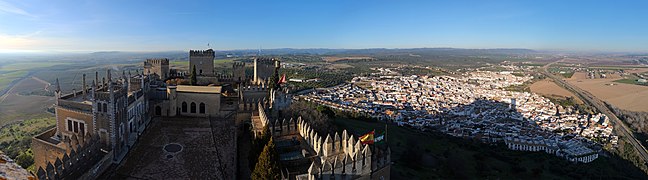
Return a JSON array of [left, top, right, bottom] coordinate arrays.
[[253, 103, 391, 179], [254, 57, 276, 64], [144, 58, 169, 65], [232, 62, 245, 68], [36, 133, 108, 180], [189, 49, 215, 56]]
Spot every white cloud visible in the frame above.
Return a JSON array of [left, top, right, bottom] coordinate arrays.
[[0, 31, 52, 51], [0, 0, 35, 17]]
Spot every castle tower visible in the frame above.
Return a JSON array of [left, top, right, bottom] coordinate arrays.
[[232, 62, 245, 82], [253, 57, 280, 83], [143, 58, 170, 80], [189, 49, 215, 76]]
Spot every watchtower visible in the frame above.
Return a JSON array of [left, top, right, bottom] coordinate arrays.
[[189, 49, 215, 76], [143, 58, 170, 80]]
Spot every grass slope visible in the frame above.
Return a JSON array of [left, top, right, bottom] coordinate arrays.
[[0, 116, 55, 171]]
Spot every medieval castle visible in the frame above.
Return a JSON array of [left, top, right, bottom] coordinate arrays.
[[30, 49, 390, 180]]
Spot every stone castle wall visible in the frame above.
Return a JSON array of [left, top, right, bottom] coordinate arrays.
[[32, 128, 66, 173], [35, 133, 107, 180]]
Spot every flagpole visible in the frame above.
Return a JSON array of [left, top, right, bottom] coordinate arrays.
[[385, 123, 388, 144], [372, 128, 376, 158]]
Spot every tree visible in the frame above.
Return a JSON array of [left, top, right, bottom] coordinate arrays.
[[269, 60, 280, 90], [281, 101, 336, 135], [190, 65, 197, 85], [252, 138, 281, 180], [249, 126, 271, 169], [15, 150, 33, 169]]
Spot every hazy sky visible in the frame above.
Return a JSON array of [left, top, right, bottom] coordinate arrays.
[[1, 0, 647, 52]]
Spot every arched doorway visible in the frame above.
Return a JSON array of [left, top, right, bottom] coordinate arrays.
[[155, 106, 162, 116]]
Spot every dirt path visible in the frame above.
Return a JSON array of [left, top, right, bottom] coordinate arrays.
[[31, 76, 52, 91]]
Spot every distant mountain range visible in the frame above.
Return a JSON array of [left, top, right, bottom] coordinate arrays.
[[215, 48, 537, 56], [0, 48, 538, 63]]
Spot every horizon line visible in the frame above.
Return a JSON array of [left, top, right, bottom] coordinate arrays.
[[1, 47, 647, 55]]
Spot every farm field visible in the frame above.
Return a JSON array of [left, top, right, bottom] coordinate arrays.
[[0, 62, 70, 72], [566, 70, 648, 112], [0, 70, 27, 91], [529, 79, 583, 104], [0, 62, 71, 92], [0, 77, 55, 126]]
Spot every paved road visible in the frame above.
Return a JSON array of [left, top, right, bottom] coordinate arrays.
[[541, 60, 648, 164]]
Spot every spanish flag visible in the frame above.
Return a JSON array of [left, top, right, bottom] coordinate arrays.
[[359, 130, 375, 144]]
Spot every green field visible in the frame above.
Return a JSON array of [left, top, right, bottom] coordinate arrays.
[[548, 67, 575, 78], [614, 78, 647, 86], [215, 58, 235, 64], [0, 70, 28, 91], [589, 66, 647, 70], [333, 117, 647, 179], [0, 62, 71, 91], [0, 62, 70, 71], [560, 71, 574, 78]]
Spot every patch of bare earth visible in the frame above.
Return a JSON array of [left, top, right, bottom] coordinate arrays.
[[530, 79, 583, 104]]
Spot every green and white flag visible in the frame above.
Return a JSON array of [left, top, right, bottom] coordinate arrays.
[[375, 131, 385, 143]]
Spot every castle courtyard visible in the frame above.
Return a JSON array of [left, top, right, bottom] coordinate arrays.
[[111, 116, 236, 179]]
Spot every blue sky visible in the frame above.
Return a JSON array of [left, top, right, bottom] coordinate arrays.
[[0, 0, 647, 52]]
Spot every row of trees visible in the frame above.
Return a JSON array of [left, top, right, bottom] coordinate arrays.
[[607, 103, 648, 134]]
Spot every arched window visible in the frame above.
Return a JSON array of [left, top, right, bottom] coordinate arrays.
[[155, 106, 162, 116], [103, 103, 108, 112], [182, 102, 187, 112], [98, 103, 102, 112], [199, 103, 205, 114], [191, 102, 196, 113]]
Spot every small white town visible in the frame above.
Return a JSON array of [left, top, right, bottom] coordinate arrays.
[[301, 67, 617, 163]]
